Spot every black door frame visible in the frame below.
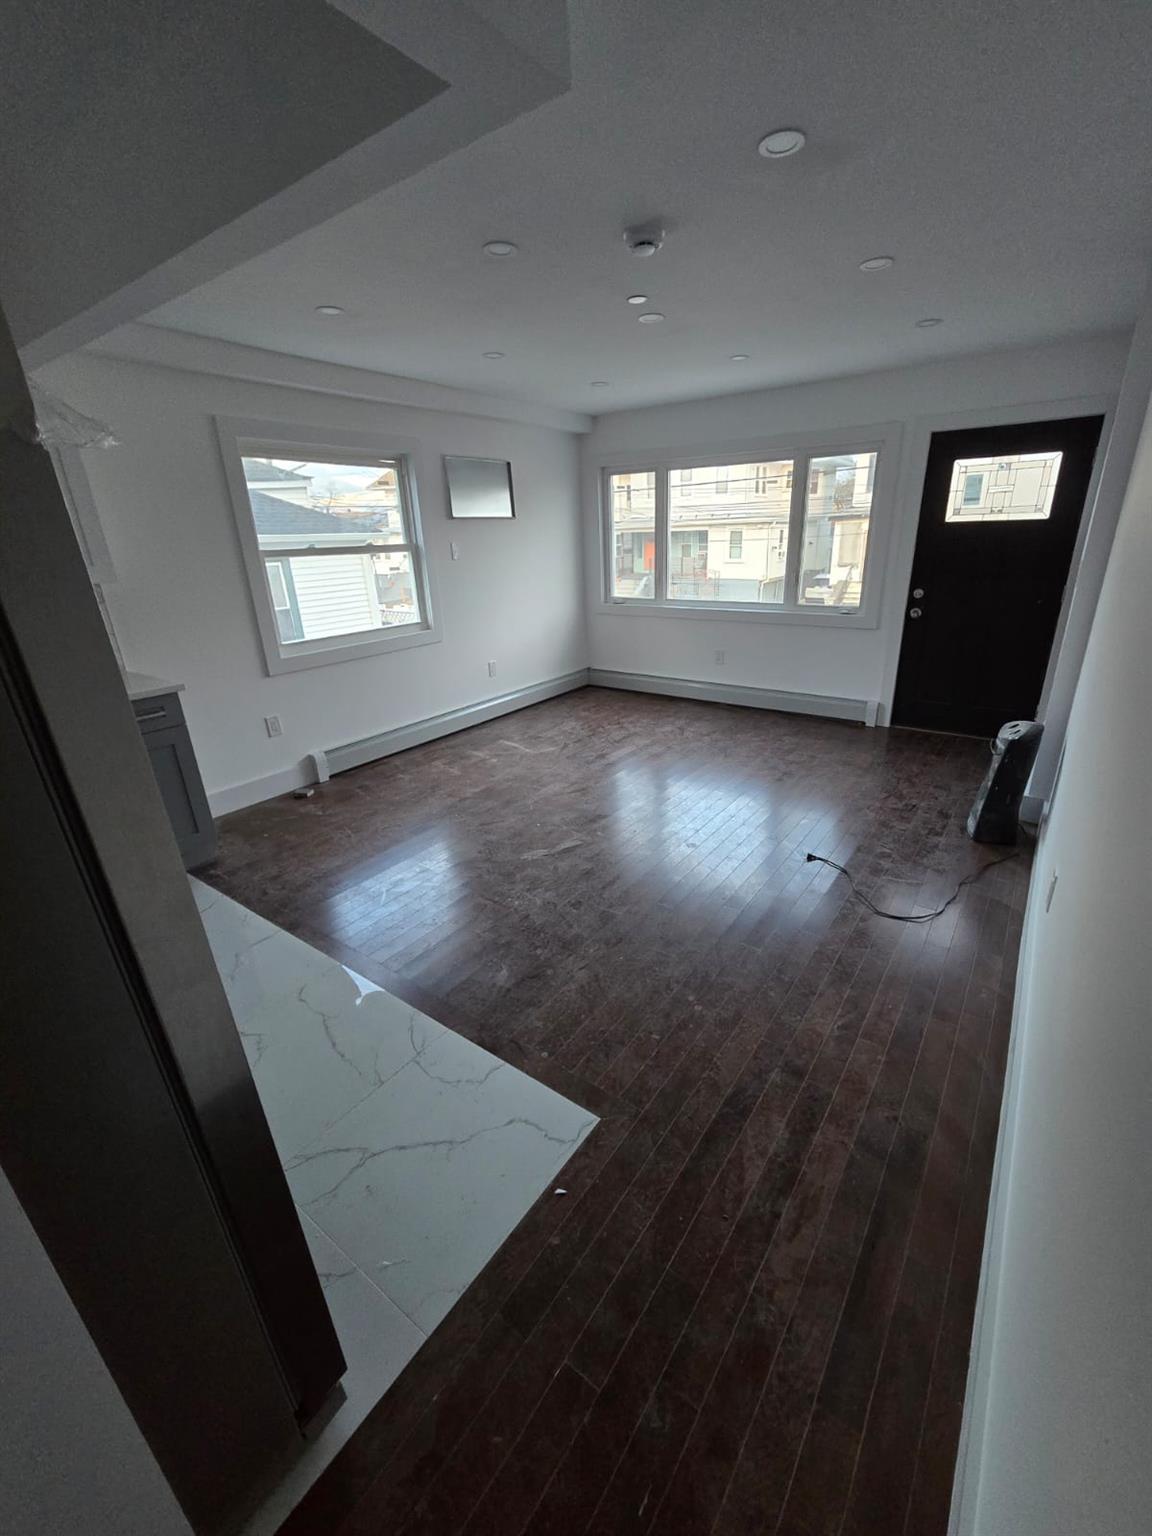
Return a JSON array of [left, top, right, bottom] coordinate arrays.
[[891, 414, 1103, 737]]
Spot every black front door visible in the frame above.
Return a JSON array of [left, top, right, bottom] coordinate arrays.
[[892, 415, 1103, 736]]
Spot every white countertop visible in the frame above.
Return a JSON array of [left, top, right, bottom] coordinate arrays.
[[123, 670, 185, 701]]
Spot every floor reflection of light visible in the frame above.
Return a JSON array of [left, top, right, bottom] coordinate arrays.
[[607, 763, 790, 898], [322, 835, 465, 946]]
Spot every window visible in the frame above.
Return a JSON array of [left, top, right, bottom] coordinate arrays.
[[218, 418, 435, 674], [668, 461, 792, 604], [962, 472, 985, 506], [798, 451, 878, 608], [945, 452, 1062, 523], [265, 559, 304, 643], [604, 443, 882, 617], [671, 529, 709, 587], [608, 471, 656, 598], [754, 462, 789, 496]]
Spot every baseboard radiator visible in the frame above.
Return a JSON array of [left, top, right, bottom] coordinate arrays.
[[308, 666, 874, 787], [314, 669, 591, 780], [586, 669, 874, 724]]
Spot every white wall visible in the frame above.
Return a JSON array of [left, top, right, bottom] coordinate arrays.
[[0, 1169, 191, 1536], [36, 348, 587, 810], [1029, 276, 1152, 800], [583, 334, 1127, 714], [949, 386, 1152, 1534], [36, 331, 1131, 815]]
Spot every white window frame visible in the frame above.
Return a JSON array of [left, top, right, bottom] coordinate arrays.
[[215, 416, 439, 676], [596, 425, 901, 629]]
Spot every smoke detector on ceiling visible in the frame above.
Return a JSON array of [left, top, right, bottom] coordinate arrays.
[[623, 222, 665, 258]]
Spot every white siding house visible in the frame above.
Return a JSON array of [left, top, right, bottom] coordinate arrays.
[[285, 553, 380, 640], [247, 488, 385, 643]]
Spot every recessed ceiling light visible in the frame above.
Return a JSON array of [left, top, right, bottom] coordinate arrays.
[[483, 240, 519, 257], [637, 312, 665, 324], [859, 256, 895, 272], [589, 380, 610, 388], [482, 351, 506, 359], [915, 317, 943, 328], [730, 354, 750, 361], [314, 304, 344, 315], [626, 294, 649, 305], [758, 128, 807, 158]]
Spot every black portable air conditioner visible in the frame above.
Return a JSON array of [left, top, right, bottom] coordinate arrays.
[[967, 720, 1044, 844]]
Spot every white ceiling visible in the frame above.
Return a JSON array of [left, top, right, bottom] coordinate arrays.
[[8, 0, 571, 367], [2, 0, 444, 358], [144, 0, 1152, 413]]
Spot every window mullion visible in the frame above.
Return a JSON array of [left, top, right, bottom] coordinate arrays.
[[654, 469, 669, 601], [396, 461, 416, 545], [783, 456, 809, 608], [261, 543, 413, 560]]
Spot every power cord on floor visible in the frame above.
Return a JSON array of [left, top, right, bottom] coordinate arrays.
[[804, 847, 1022, 923]]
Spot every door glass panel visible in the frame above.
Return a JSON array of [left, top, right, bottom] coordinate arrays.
[[608, 471, 656, 597], [668, 461, 793, 603], [944, 451, 1062, 523], [797, 451, 877, 608]]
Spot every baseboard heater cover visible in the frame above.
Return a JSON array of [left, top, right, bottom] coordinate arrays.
[[586, 668, 871, 724], [321, 668, 590, 778]]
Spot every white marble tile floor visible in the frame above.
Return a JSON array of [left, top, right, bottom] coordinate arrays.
[[190, 879, 596, 1534]]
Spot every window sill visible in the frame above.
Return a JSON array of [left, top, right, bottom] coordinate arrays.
[[264, 623, 441, 676], [594, 601, 879, 630]]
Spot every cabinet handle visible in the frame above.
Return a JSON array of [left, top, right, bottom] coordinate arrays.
[[135, 707, 167, 722]]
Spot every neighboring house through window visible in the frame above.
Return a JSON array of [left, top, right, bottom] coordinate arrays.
[[264, 558, 304, 643], [216, 418, 436, 674], [604, 442, 883, 615]]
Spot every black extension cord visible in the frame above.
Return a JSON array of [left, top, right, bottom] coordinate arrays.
[[804, 848, 1021, 923]]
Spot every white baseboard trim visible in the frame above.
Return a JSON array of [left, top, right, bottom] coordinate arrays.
[[209, 762, 312, 817], [210, 669, 591, 817], [211, 667, 868, 816], [325, 669, 590, 777], [586, 668, 871, 724]]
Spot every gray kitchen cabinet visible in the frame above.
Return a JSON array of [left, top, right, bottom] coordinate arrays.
[[129, 679, 217, 869]]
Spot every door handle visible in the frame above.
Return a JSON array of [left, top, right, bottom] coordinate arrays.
[[909, 607, 922, 619]]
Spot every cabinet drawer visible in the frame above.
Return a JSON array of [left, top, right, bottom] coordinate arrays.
[[132, 690, 184, 735]]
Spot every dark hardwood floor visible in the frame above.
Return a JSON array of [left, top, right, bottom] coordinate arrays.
[[205, 687, 1028, 1536]]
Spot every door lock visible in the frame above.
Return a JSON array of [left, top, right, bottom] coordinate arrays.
[[909, 606, 923, 619]]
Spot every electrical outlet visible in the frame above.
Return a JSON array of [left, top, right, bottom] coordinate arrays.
[[1045, 871, 1058, 912], [487, 660, 497, 678], [714, 649, 726, 665], [450, 541, 460, 561], [264, 715, 283, 738]]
